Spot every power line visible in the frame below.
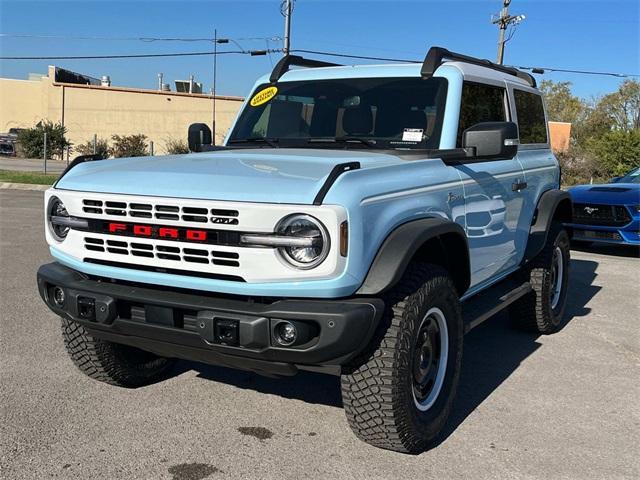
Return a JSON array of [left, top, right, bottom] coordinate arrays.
[[514, 65, 639, 78], [1, 46, 637, 79], [0, 50, 280, 60], [291, 49, 418, 63], [293, 49, 640, 78], [0, 33, 282, 43]]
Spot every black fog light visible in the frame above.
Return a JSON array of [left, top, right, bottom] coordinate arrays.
[[274, 321, 297, 346], [52, 287, 65, 307]]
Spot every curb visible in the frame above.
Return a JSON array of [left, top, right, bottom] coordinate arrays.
[[0, 183, 51, 191]]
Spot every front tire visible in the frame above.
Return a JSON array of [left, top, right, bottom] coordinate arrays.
[[340, 263, 463, 454], [61, 318, 175, 388], [511, 223, 570, 334]]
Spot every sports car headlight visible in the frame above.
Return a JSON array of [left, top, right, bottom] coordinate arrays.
[[276, 214, 330, 269]]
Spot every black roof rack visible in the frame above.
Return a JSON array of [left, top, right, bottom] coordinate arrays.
[[421, 46, 536, 87], [270, 55, 342, 83]]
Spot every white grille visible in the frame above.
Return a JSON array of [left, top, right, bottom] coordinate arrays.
[[83, 237, 240, 267], [46, 189, 347, 284], [82, 199, 239, 225]]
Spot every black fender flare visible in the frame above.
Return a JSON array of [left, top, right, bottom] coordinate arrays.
[[523, 189, 573, 263], [356, 217, 470, 296]]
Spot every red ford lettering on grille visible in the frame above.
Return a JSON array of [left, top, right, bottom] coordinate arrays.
[[159, 227, 179, 239], [107, 223, 208, 242], [186, 230, 207, 241], [133, 225, 152, 236]]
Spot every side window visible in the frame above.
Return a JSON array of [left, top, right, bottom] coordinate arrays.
[[514, 90, 547, 144], [457, 82, 507, 147]]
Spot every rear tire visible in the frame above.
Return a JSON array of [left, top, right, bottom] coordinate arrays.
[[61, 318, 175, 388], [340, 263, 463, 454], [511, 222, 570, 334]]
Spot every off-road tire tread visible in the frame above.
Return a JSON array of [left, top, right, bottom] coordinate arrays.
[[511, 223, 570, 334], [340, 263, 462, 453], [61, 317, 174, 388]]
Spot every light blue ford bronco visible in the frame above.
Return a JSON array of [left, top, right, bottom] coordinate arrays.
[[37, 47, 573, 453]]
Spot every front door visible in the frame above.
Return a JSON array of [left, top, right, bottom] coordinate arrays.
[[452, 81, 526, 290]]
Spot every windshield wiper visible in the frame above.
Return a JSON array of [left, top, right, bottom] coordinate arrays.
[[228, 137, 280, 148], [308, 137, 378, 148]]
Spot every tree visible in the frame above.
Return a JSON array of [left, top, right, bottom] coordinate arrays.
[[540, 79, 640, 183], [585, 129, 640, 177], [75, 137, 110, 158], [109, 134, 148, 158], [16, 120, 70, 159], [539, 80, 584, 125], [594, 79, 640, 131]]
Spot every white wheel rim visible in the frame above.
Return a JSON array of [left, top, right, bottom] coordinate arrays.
[[412, 307, 449, 412], [550, 246, 564, 310]]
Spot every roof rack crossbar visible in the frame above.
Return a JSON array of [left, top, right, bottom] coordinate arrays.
[[421, 46, 536, 87], [270, 55, 342, 83]]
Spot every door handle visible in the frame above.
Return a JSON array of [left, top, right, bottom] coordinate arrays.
[[512, 181, 528, 192]]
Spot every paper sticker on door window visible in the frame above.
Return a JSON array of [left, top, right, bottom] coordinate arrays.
[[402, 128, 424, 142], [250, 86, 278, 107]]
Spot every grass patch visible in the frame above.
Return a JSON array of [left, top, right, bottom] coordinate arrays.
[[0, 170, 59, 185]]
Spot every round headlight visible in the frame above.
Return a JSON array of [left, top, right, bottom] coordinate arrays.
[[276, 214, 330, 269], [48, 196, 70, 241]]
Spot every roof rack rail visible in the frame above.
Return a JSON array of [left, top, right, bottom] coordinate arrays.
[[421, 46, 536, 88], [270, 54, 342, 83]]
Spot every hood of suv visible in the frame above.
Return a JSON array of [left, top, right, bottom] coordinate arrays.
[[56, 149, 403, 204]]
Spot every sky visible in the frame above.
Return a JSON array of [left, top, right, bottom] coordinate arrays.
[[0, 0, 638, 100]]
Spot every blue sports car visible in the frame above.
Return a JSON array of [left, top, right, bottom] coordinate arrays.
[[568, 167, 640, 246]]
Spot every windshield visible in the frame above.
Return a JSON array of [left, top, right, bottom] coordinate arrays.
[[617, 167, 640, 183], [228, 77, 448, 150]]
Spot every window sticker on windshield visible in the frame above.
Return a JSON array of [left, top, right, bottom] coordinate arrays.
[[250, 86, 278, 107], [402, 128, 424, 142]]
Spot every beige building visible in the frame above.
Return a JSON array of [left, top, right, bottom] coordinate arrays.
[[0, 66, 244, 155], [548, 121, 572, 154]]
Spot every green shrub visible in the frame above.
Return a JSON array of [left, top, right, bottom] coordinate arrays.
[[165, 138, 189, 155], [16, 120, 70, 159], [109, 134, 148, 158], [585, 129, 640, 177], [75, 138, 110, 158]]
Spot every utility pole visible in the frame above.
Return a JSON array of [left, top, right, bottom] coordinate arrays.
[[212, 30, 229, 145], [282, 0, 293, 56], [492, 0, 525, 64], [213, 29, 218, 144]]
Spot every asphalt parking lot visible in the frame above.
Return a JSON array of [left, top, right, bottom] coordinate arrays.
[[1, 188, 639, 480]]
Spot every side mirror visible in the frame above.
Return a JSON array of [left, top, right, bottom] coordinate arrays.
[[462, 121, 519, 160], [610, 176, 621, 183], [188, 123, 213, 152]]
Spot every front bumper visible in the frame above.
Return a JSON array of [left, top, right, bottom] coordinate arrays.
[[567, 222, 640, 245], [37, 262, 384, 376]]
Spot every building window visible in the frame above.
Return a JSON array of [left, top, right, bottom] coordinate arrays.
[[457, 82, 507, 147], [514, 89, 548, 144]]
